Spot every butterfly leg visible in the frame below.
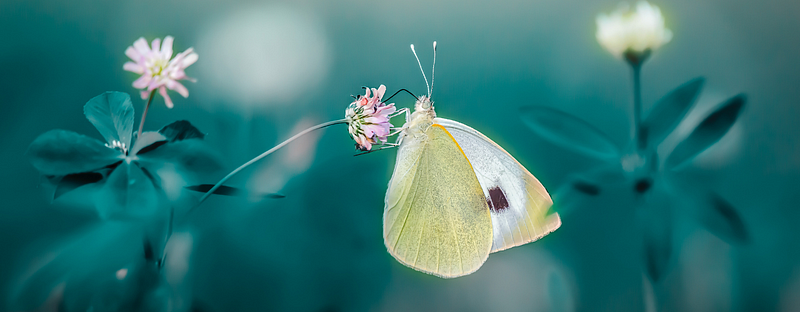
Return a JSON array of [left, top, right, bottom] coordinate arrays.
[[392, 130, 406, 146], [384, 107, 410, 147], [388, 128, 405, 137], [389, 107, 410, 124], [391, 108, 411, 144], [353, 144, 399, 156]]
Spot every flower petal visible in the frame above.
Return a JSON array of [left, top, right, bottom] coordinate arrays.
[[123, 62, 144, 74], [166, 80, 189, 98], [159, 87, 173, 108], [132, 75, 151, 89], [363, 117, 386, 124], [374, 104, 396, 116], [161, 36, 174, 59], [595, 2, 672, 58], [375, 84, 386, 100], [182, 51, 198, 67], [147, 78, 164, 91], [84, 92, 135, 148], [124, 47, 141, 62], [362, 125, 375, 138], [27, 130, 122, 176], [363, 87, 371, 100], [133, 37, 150, 55], [150, 37, 161, 53], [166, 69, 186, 81], [357, 135, 372, 151]]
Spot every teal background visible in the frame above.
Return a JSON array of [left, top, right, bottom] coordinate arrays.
[[1, 0, 799, 311]]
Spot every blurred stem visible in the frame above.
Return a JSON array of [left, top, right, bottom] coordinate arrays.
[[624, 49, 649, 151], [632, 63, 642, 150], [137, 90, 157, 140], [190, 118, 349, 213]]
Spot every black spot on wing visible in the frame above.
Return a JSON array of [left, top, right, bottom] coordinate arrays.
[[488, 187, 509, 213]]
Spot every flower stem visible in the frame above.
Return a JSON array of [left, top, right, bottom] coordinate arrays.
[[624, 49, 649, 151], [632, 63, 643, 150], [137, 90, 157, 140], [190, 118, 349, 213]]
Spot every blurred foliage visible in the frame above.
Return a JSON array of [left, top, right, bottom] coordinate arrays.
[[26, 92, 222, 220], [3, 0, 800, 311], [523, 77, 749, 283]]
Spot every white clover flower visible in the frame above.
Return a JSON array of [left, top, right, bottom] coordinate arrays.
[[596, 1, 673, 60]]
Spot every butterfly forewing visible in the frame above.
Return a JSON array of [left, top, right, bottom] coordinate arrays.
[[383, 124, 493, 278], [436, 118, 561, 253]]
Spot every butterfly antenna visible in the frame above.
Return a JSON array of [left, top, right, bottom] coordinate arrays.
[[410, 44, 430, 97], [430, 41, 437, 97], [384, 88, 419, 103]]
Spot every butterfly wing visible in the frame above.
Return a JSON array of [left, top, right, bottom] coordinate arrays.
[[384, 124, 493, 278], [436, 118, 561, 253]]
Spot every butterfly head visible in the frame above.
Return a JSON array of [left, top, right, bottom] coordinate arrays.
[[407, 94, 436, 133], [415, 95, 434, 111]]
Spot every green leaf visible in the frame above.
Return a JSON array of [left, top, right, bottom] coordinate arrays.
[[520, 106, 620, 161], [84, 92, 135, 147], [130, 131, 167, 155], [642, 78, 704, 149], [53, 172, 105, 200], [95, 162, 163, 219], [666, 94, 746, 169], [159, 120, 206, 142], [137, 139, 223, 174], [27, 130, 123, 176], [700, 192, 749, 244]]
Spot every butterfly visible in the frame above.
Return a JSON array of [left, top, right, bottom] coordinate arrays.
[[383, 42, 561, 278]]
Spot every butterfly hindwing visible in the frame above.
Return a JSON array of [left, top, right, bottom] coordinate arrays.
[[383, 124, 493, 278], [436, 118, 561, 253]]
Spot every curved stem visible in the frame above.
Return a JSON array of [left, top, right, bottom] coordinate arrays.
[[137, 90, 157, 140], [190, 118, 348, 213]]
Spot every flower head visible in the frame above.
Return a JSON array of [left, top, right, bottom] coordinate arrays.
[[345, 85, 396, 151], [123, 36, 198, 108], [596, 2, 672, 61]]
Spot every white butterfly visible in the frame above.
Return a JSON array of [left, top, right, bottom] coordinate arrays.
[[383, 42, 561, 278]]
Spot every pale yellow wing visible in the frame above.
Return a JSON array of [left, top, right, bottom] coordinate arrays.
[[384, 124, 493, 278], [436, 118, 561, 253]]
